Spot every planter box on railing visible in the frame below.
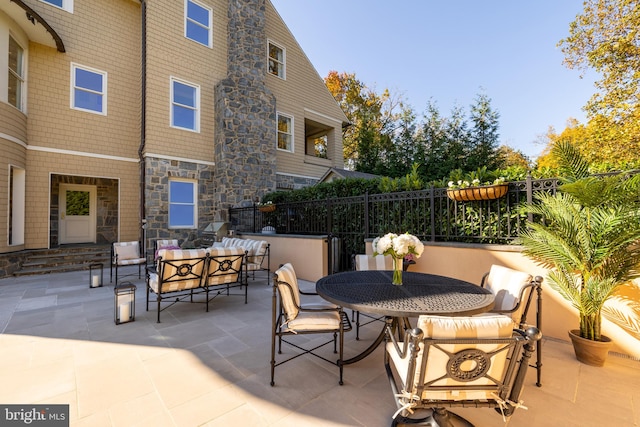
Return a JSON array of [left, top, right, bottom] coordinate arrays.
[[258, 204, 276, 212], [446, 184, 509, 202]]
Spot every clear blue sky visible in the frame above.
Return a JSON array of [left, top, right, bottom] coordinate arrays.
[[270, 0, 598, 160]]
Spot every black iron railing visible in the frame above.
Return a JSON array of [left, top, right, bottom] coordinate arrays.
[[229, 176, 561, 271]]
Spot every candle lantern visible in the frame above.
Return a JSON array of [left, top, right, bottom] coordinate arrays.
[[89, 263, 103, 288], [114, 281, 136, 324]]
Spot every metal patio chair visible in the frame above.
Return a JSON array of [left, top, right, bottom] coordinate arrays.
[[270, 263, 352, 386], [385, 313, 541, 426]]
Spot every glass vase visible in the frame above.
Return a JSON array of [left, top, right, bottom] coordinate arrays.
[[392, 256, 403, 285]]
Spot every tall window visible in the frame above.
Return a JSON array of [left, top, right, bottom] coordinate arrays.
[[171, 78, 200, 132], [277, 113, 293, 152], [39, 0, 73, 13], [185, 0, 212, 47], [71, 64, 107, 115], [8, 36, 24, 111], [268, 41, 285, 79], [169, 179, 197, 228], [9, 166, 25, 246]]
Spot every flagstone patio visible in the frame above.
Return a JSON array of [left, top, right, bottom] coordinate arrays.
[[0, 269, 638, 426]]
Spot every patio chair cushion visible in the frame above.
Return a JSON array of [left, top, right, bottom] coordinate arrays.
[[149, 248, 207, 293], [387, 313, 514, 401], [221, 237, 268, 269], [155, 239, 180, 259], [156, 239, 179, 249], [354, 254, 393, 271], [484, 265, 533, 323], [113, 242, 145, 264], [285, 310, 341, 332], [204, 247, 245, 285], [274, 263, 301, 321]]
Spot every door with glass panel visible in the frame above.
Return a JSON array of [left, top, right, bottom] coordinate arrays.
[[59, 184, 97, 244]]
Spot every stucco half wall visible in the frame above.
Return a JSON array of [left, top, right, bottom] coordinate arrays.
[[251, 233, 639, 360]]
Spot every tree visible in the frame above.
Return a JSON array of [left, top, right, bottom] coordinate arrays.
[[467, 93, 501, 171], [558, 0, 640, 163], [324, 71, 402, 172], [497, 145, 530, 169]]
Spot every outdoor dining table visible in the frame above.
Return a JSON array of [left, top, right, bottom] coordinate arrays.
[[315, 270, 495, 365]]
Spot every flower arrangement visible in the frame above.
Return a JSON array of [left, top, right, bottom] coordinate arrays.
[[372, 233, 424, 285]]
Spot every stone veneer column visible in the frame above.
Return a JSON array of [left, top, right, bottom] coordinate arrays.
[[214, 0, 276, 219]]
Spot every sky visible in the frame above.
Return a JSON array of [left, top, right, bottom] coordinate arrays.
[[270, 0, 599, 160]]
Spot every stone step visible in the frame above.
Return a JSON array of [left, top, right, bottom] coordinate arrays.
[[13, 245, 112, 277]]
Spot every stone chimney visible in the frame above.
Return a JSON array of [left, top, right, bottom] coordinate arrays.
[[214, 0, 277, 217]]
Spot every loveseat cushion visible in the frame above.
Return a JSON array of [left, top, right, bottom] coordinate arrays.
[[204, 247, 245, 286], [150, 248, 207, 293], [221, 237, 268, 268]]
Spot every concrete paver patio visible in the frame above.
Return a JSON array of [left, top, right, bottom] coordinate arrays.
[[0, 269, 638, 426]]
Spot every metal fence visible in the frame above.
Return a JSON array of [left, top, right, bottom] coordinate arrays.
[[229, 176, 561, 272]]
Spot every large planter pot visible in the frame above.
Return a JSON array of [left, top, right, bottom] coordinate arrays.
[[568, 329, 613, 367], [446, 184, 508, 202]]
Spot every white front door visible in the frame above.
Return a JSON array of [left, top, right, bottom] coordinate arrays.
[[59, 184, 97, 244]]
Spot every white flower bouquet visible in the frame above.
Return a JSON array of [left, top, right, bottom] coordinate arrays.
[[372, 233, 424, 285]]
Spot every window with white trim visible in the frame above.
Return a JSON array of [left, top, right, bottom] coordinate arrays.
[[185, 0, 212, 47], [8, 36, 24, 111], [169, 179, 197, 229], [277, 113, 293, 152], [71, 64, 106, 115], [268, 41, 285, 79], [39, 0, 73, 13], [171, 78, 200, 132]]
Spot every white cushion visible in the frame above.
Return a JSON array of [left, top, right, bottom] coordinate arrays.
[[114, 242, 140, 260], [285, 311, 341, 332], [485, 265, 533, 322], [274, 263, 300, 321]]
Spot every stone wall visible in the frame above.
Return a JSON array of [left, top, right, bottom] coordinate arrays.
[[213, 0, 277, 219], [276, 174, 319, 191], [144, 157, 215, 253]]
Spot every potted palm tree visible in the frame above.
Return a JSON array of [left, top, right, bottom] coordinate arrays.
[[519, 141, 640, 366]]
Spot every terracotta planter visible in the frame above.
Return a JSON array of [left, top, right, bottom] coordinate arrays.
[[447, 184, 508, 202], [258, 205, 276, 213], [568, 329, 612, 367]]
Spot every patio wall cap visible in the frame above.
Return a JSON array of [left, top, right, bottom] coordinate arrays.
[[237, 232, 328, 240], [363, 238, 523, 253]]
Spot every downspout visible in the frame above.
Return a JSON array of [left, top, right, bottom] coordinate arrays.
[[138, 0, 147, 255]]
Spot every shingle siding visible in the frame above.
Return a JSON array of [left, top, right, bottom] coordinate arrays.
[[0, 0, 346, 260]]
